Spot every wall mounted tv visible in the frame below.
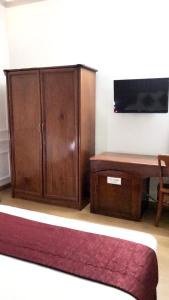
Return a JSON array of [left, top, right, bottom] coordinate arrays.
[[114, 78, 169, 113]]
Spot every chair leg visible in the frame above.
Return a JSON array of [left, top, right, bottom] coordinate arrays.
[[155, 192, 163, 226]]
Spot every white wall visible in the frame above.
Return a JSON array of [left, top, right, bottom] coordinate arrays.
[[0, 3, 10, 186], [5, 0, 169, 155]]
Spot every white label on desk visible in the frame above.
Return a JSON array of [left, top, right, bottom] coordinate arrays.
[[107, 177, 121, 185]]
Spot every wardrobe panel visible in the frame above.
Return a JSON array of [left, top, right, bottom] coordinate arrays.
[[5, 65, 97, 208], [7, 71, 42, 196], [79, 68, 96, 206], [41, 69, 78, 201]]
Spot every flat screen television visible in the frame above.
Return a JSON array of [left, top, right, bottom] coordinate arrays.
[[114, 78, 169, 113]]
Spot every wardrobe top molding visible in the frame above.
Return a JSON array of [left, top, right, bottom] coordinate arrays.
[[4, 64, 98, 74]]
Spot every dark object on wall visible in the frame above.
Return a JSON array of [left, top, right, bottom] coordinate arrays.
[[4, 64, 97, 209], [114, 77, 168, 113]]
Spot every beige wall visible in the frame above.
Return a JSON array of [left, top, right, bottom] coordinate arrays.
[[5, 0, 169, 156], [1, 0, 169, 193]]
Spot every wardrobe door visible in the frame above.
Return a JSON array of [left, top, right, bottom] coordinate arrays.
[[40, 68, 78, 203], [7, 71, 43, 197]]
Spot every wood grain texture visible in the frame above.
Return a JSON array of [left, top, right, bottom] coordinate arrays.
[[90, 152, 161, 177], [4, 64, 97, 74], [5, 65, 97, 209], [90, 152, 158, 165], [7, 71, 43, 197], [40, 68, 78, 202], [90, 152, 154, 220], [79, 68, 96, 208], [90, 170, 146, 220], [155, 155, 169, 226]]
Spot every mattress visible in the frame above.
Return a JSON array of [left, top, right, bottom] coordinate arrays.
[[0, 204, 157, 300]]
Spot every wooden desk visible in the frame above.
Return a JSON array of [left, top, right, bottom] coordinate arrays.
[[90, 152, 160, 221], [90, 152, 160, 176]]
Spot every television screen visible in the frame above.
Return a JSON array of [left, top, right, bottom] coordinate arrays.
[[114, 78, 169, 113]]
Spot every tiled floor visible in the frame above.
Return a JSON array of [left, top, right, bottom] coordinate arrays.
[[0, 189, 169, 299]]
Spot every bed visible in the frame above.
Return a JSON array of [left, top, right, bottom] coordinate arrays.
[[0, 204, 158, 300]]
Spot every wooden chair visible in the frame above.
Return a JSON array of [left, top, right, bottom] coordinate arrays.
[[155, 155, 169, 226]]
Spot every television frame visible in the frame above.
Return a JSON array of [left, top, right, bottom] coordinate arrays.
[[114, 77, 169, 113]]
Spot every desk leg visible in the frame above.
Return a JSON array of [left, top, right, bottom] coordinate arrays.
[[142, 178, 150, 212]]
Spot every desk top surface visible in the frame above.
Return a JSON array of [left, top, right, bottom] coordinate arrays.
[[90, 152, 158, 166]]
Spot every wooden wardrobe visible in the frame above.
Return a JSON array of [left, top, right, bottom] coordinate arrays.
[[4, 65, 97, 209]]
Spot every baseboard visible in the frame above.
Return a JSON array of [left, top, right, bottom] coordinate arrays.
[[0, 183, 11, 191], [0, 129, 10, 190]]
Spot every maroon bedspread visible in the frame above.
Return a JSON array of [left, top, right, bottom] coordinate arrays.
[[0, 212, 158, 300]]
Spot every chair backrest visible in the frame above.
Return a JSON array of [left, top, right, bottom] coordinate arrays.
[[158, 155, 169, 188]]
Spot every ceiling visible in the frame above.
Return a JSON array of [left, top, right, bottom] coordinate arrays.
[[1, 0, 45, 7]]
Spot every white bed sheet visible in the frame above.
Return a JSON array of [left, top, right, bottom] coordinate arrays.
[[0, 205, 157, 300]]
